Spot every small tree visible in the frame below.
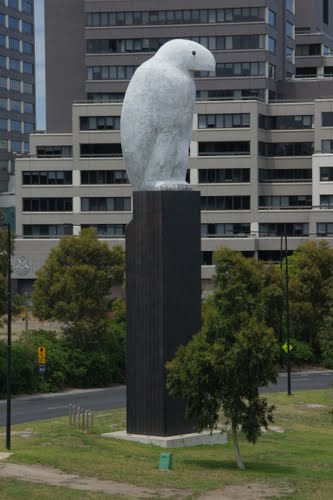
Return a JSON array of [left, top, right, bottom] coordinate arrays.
[[32, 228, 125, 347], [287, 241, 333, 351], [166, 248, 278, 469]]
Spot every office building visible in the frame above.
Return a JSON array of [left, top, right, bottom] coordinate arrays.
[[11, 0, 333, 292], [0, 0, 35, 227]]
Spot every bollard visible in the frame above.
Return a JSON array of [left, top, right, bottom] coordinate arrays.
[[90, 412, 94, 433], [85, 410, 89, 432], [69, 404, 72, 426], [77, 406, 81, 429], [82, 410, 85, 432]]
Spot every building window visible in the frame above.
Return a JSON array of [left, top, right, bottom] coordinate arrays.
[[86, 8, 265, 27], [322, 112, 333, 127], [23, 122, 33, 133], [0, 34, 5, 47], [23, 102, 33, 113], [0, 140, 8, 151], [81, 224, 126, 237], [259, 142, 314, 156], [317, 222, 333, 235], [11, 140, 21, 153], [23, 225, 73, 238], [197, 88, 265, 101], [258, 114, 313, 129], [268, 9, 276, 27], [259, 223, 308, 237], [259, 195, 312, 209], [80, 144, 122, 157], [10, 119, 21, 132], [87, 65, 138, 80], [320, 167, 333, 181], [0, 13, 5, 26], [286, 0, 295, 13], [268, 63, 276, 79], [8, 16, 19, 30], [320, 195, 333, 208], [0, 76, 7, 88], [198, 113, 250, 129], [87, 35, 265, 54], [268, 36, 276, 54], [9, 58, 20, 71], [36, 146, 72, 158], [10, 79, 20, 91], [0, 119, 7, 130], [9, 37, 20, 51], [0, 55, 5, 68], [323, 0, 329, 24], [198, 142, 250, 156], [80, 116, 120, 130], [201, 196, 250, 210], [322, 140, 333, 153], [199, 168, 250, 183], [22, 1, 33, 14], [22, 21, 33, 34], [87, 92, 125, 103], [10, 99, 21, 112], [202, 251, 213, 265], [286, 46, 294, 60], [81, 170, 128, 184], [81, 197, 131, 211], [22, 41, 33, 54], [0, 98, 7, 109], [23, 198, 73, 212], [286, 21, 294, 38], [198, 61, 266, 78], [296, 44, 321, 56], [8, 0, 19, 9], [201, 223, 250, 237], [259, 168, 312, 182], [23, 82, 33, 94], [23, 171, 72, 185], [296, 67, 317, 78], [23, 62, 33, 74]]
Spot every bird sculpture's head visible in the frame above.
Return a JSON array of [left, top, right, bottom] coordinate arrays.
[[154, 39, 216, 73]]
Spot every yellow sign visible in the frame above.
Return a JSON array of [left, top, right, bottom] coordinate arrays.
[[282, 342, 293, 353], [38, 346, 46, 364]]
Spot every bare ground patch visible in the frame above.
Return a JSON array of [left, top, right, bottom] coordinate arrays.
[[0, 462, 190, 498], [199, 482, 294, 499]]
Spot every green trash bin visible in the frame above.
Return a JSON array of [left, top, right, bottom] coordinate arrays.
[[159, 452, 173, 470]]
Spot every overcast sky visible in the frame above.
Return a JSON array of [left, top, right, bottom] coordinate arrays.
[[34, 0, 45, 130]]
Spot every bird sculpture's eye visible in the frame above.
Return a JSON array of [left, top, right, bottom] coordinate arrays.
[[192, 51, 196, 55]]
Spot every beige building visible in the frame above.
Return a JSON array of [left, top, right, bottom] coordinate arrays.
[[13, 97, 333, 292]]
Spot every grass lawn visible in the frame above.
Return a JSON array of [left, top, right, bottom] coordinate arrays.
[[1, 389, 333, 498]]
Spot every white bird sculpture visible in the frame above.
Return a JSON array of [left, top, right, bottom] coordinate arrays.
[[120, 39, 216, 191]]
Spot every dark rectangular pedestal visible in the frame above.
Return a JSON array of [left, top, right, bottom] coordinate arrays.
[[126, 191, 201, 436]]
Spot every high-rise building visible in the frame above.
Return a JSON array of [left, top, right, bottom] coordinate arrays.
[[0, 0, 35, 228], [11, 0, 333, 293]]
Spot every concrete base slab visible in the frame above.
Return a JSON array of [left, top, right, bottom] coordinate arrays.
[[102, 430, 227, 448], [0, 452, 12, 461]]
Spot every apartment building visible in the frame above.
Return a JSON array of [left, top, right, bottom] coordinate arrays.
[[0, 0, 35, 228], [11, 0, 333, 292]]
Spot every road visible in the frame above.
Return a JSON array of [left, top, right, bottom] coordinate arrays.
[[0, 370, 332, 426]]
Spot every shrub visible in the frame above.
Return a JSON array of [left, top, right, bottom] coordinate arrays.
[[288, 338, 315, 365], [16, 329, 69, 393]]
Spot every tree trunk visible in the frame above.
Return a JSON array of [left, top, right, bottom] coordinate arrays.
[[232, 421, 245, 470]]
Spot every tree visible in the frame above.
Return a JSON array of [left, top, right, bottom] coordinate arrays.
[[287, 241, 333, 352], [166, 248, 278, 469], [32, 228, 125, 347]]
